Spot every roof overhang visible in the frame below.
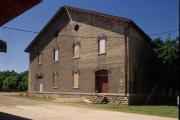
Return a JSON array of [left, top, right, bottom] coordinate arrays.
[[0, 40, 7, 52], [0, 0, 42, 26]]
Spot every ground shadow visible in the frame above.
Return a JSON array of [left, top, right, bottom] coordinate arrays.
[[0, 112, 32, 120]]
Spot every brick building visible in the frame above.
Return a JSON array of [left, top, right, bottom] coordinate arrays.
[[25, 6, 152, 104]]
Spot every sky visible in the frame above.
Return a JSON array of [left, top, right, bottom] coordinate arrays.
[[0, 0, 179, 73]]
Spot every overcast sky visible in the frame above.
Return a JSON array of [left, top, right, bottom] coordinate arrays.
[[0, 0, 179, 72]]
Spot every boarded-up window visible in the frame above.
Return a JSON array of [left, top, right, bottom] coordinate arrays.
[[73, 71, 79, 88], [98, 39, 105, 54], [38, 53, 42, 64], [53, 72, 58, 88], [53, 49, 59, 61], [73, 44, 80, 58]]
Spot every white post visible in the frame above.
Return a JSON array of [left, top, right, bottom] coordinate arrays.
[[177, 96, 179, 107]]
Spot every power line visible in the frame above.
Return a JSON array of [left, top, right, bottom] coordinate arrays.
[[149, 29, 179, 36], [0, 26, 179, 37], [1, 26, 39, 33]]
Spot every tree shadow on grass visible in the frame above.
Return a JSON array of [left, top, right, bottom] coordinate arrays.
[[0, 112, 32, 120]]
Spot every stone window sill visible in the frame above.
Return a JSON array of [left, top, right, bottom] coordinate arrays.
[[72, 87, 79, 89], [52, 87, 58, 89], [73, 57, 80, 59], [53, 60, 59, 63], [98, 53, 106, 56]]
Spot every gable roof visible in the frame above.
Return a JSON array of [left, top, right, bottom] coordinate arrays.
[[25, 6, 151, 52]]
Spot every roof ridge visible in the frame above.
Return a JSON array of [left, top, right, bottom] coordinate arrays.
[[62, 6, 132, 23]]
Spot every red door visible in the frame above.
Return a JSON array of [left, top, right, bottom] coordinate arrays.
[[95, 69, 108, 93]]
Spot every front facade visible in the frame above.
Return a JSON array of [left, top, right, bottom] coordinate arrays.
[[25, 6, 151, 104]]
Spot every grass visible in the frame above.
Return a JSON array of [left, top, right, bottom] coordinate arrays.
[[53, 101, 178, 118], [71, 102, 178, 118], [15, 94, 179, 118]]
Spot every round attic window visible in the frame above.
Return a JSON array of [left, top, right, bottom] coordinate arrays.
[[74, 24, 79, 31]]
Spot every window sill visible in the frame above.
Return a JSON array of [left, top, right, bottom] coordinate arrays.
[[52, 87, 58, 89], [53, 60, 59, 63], [73, 57, 80, 59], [72, 87, 79, 89], [98, 53, 106, 56]]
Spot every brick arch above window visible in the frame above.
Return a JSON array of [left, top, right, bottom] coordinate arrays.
[[97, 34, 107, 41], [35, 73, 44, 79], [94, 67, 111, 74]]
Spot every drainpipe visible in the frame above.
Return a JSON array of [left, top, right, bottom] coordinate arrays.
[[65, 8, 73, 23], [124, 27, 129, 95]]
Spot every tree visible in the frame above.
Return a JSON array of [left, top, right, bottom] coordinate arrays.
[[151, 37, 179, 97], [3, 76, 18, 90], [0, 70, 28, 91], [17, 71, 28, 91]]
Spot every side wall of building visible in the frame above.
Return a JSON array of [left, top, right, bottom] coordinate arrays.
[[128, 28, 151, 94], [128, 27, 152, 104]]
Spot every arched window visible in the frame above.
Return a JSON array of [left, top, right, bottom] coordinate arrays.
[[53, 48, 59, 61], [38, 52, 42, 64], [52, 72, 59, 88], [73, 42, 80, 58], [98, 35, 106, 54], [73, 70, 80, 88]]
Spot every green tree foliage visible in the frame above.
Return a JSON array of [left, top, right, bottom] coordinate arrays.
[[151, 37, 179, 93], [17, 71, 28, 91], [0, 70, 28, 91], [152, 37, 179, 65]]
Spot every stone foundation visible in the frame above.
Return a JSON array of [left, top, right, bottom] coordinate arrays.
[[28, 91, 150, 105], [28, 91, 131, 104]]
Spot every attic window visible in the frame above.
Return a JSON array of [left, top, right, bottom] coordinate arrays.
[[74, 24, 79, 31], [98, 35, 107, 54], [38, 52, 42, 64], [53, 49, 59, 62]]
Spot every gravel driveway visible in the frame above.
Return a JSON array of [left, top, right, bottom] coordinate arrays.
[[0, 95, 177, 120]]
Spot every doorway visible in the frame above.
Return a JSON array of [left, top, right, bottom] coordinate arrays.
[[95, 69, 108, 93], [36, 75, 43, 92]]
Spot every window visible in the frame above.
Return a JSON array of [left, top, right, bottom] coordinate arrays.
[[53, 72, 58, 88], [73, 43, 80, 58], [53, 49, 59, 61], [73, 70, 79, 88], [38, 52, 42, 64], [98, 39, 106, 54]]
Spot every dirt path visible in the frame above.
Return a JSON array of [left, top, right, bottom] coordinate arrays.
[[0, 95, 177, 120]]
